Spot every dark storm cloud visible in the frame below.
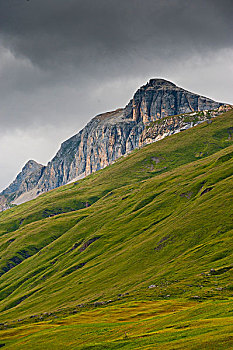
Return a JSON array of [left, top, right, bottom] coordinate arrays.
[[0, 0, 232, 68], [0, 0, 232, 131]]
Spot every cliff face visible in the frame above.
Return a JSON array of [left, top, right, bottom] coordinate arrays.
[[36, 108, 143, 192], [128, 79, 222, 123], [0, 160, 45, 210], [0, 79, 227, 208]]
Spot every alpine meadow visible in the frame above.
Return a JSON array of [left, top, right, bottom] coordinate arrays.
[[0, 107, 233, 349]]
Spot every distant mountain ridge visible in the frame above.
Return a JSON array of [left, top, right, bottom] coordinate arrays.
[[0, 78, 230, 210], [1, 160, 44, 198]]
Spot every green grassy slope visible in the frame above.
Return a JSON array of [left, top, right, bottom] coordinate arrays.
[[1, 299, 233, 349], [0, 110, 233, 349]]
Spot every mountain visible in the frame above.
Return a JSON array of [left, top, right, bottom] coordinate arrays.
[[0, 108, 232, 349], [0, 161, 45, 210], [0, 79, 228, 210]]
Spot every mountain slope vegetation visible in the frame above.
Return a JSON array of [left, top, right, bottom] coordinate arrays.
[[0, 110, 233, 349]]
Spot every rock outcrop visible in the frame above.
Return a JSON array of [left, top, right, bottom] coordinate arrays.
[[128, 79, 222, 122], [0, 160, 45, 210], [0, 79, 229, 209]]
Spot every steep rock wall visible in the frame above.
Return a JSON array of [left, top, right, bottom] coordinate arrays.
[[0, 79, 226, 208]]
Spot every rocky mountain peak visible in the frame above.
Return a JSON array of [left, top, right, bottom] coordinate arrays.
[[22, 160, 43, 172], [147, 78, 176, 88], [130, 78, 223, 123], [0, 159, 45, 202], [0, 78, 228, 210]]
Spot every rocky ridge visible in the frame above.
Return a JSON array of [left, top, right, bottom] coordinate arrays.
[[0, 79, 230, 210], [138, 105, 231, 147], [0, 160, 45, 210]]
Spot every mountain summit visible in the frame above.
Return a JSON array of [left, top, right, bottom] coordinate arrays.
[[0, 160, 45, 209], [126, 78, 223, 123], [0, 79, 229, 209]]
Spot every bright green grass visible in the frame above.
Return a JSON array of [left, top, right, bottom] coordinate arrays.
[[0, 111, 233, 348], [1, 298, 233, 349]]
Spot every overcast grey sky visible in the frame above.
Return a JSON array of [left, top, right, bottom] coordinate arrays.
[[0, 0, 233, 191]]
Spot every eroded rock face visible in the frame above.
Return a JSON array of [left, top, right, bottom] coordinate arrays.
[[125, 79, 222, 122], [36, 109, 144, 192], [139, 105, 233, 147], [2, 160, 45, 196], [0, 79, 227, 208], [0, 160, 45, 210]]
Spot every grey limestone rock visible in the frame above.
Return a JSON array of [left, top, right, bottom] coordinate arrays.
[[0, 79, 227, 209], [0, 160, 44, 210]]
